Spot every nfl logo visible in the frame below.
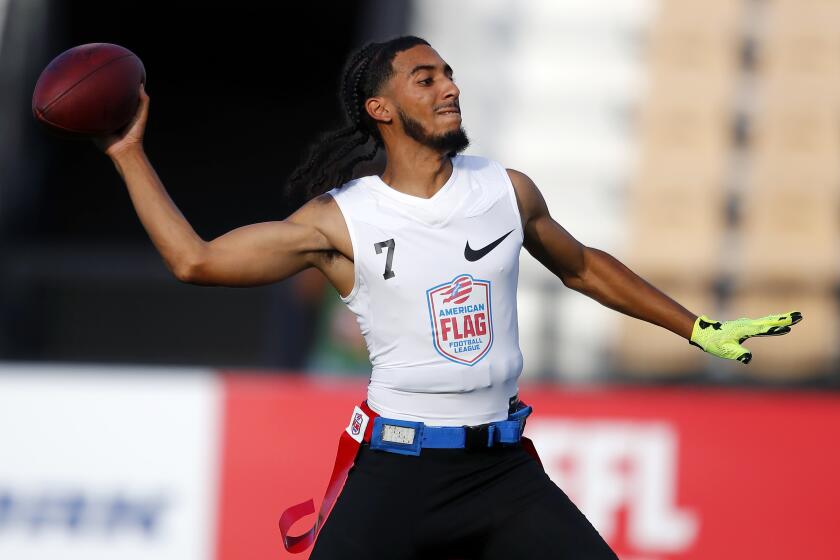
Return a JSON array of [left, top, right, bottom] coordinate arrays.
[[426, 273, 494, 365], [351, 412, 363, 436]]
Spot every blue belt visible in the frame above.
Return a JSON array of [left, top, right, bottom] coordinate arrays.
[[366, 402, 532, 456]]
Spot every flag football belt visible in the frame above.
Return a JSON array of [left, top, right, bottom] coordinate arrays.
[[278, 399, 540, 553], [368, 401, 533, 455]]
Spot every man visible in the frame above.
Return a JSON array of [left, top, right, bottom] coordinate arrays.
[[97, 36, 801, 559]]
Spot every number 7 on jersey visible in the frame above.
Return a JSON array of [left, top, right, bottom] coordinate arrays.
[[374, 238, 396, 280]]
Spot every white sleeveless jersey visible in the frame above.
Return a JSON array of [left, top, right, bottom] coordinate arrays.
[[327, 155, 524, 426]]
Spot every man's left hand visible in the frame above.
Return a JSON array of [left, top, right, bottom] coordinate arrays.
[[689, 311, 803, 364]]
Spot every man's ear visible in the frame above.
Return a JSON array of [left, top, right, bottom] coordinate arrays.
[[365, 96, 392, 124]]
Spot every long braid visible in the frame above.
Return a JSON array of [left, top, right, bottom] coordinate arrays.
[[287, 124, 357, 185], [341, 44, 378, 125], [306, 129, 370, 193], [337, 141, 381, 185], [321, 129, 370, 169], [286, 36, 430, 206]]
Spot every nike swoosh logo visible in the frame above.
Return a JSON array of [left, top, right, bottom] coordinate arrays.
[[464, 229, 514, 261]]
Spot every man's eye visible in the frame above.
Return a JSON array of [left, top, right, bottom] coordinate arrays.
[[418, 78, 432, 85]]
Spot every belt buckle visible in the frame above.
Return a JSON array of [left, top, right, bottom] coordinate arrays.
[[464, 424, 491, 451]]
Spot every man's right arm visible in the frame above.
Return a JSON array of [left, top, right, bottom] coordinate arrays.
[[102, 86, 334, 287], [111, 146, 332, 286]]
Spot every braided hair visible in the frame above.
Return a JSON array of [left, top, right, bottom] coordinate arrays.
[[285, 36, 430, 207]]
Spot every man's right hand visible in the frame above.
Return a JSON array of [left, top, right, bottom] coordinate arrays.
[[93, 83, 149, 158]]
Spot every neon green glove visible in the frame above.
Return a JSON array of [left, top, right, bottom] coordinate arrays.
[[689, 311, 803, 364]]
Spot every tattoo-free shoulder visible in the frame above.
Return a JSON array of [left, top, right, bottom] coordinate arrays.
[[506, 168, 546, 230], [286, 192, 353, 261]]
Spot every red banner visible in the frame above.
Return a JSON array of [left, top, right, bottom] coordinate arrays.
[[216, 376, 840, 560]]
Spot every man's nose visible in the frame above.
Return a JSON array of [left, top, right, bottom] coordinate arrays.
[[442, 78, 460, 100]]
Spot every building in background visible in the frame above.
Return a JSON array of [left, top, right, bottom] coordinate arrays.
[[410, 0, 839, 384]]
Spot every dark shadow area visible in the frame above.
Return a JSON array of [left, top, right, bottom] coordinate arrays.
[[0, 0, 388, 368]]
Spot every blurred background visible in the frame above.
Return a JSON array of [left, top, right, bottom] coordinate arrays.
[[2, 0, 839, 384], [1, 1, 839, 559]]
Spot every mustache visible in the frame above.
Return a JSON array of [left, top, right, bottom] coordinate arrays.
[[434, 101, 460, 112]]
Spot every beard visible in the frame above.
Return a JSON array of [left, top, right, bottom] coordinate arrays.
[[398, 108, 470, 155]]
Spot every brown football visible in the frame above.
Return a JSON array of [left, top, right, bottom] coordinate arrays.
[[32, 43, 146, 137]]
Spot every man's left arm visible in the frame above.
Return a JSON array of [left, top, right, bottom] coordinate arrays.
[[507, 169, 802, 364]]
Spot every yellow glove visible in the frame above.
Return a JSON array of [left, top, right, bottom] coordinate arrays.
[[689, 311, 803, 364]]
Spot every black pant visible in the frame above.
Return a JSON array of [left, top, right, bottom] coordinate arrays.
[[311, 441, 618, 560]]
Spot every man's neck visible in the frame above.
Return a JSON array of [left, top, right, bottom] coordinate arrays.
[[379, 142, 453, 200]]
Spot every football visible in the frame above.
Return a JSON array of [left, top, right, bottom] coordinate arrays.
[[32, 43, 145, 137]]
